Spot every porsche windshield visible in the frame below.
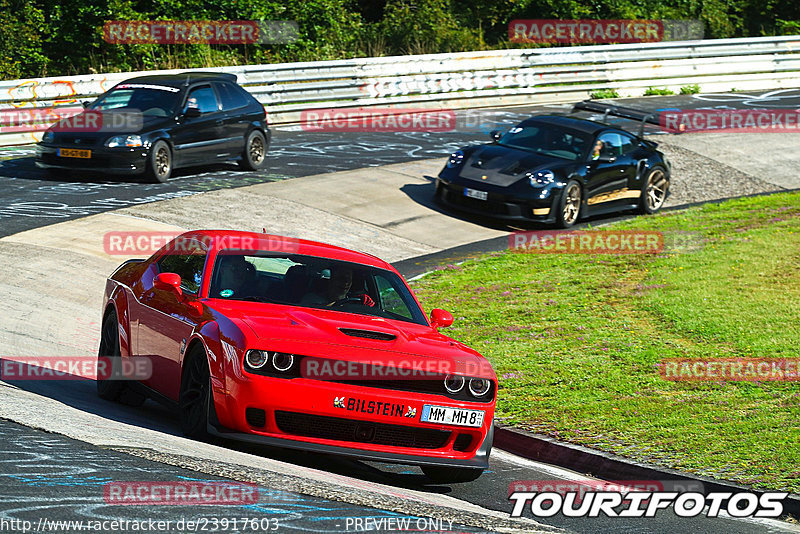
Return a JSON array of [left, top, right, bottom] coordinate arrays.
[[497, 124, 590, 161], [209, 252, 428, 325], [90, 84, 183, 117]]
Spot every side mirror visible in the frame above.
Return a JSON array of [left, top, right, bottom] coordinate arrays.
[[184, 106, 202, 118], [490, 130, 503, 142], [81, 100, 91, 109], [154, 272, 182, 297], [430, 308, 454, 329]]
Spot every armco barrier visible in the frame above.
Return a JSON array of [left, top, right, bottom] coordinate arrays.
[[1, 35, 799, 146]]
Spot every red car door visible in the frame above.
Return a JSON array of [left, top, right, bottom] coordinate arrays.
[[134, 240, 208, 401]]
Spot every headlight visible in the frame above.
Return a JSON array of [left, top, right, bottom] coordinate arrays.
[[446, 150, 465, 168], [245, 350, 268, 369], [444, 374, 465, 394], [105, 134, 143, 148], [41, 131, 54, 144], [272, 352, 295, 372], [528, 170, 555, 187], [468, 377, 491, 397]]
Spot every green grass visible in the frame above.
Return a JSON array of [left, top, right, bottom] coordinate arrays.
[[680, 84, 702, 95], [411, 192, 800, 493], [644, 87, 675, 96], [590, 89, 620, 99]]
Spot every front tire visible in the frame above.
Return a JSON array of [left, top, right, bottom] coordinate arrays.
[[555, 180, 582, 228], [238, 130, 267, 171], [179, 347, 212, 439], [422, 465, 484, 484], [639, 166, 669, 214], [145, 140, 172, 183]]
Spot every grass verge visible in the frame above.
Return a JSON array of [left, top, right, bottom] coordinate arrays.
[[411, 192, 800, 493]]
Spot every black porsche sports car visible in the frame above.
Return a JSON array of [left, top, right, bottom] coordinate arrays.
[[36, 72, 269, 182], [435, 113, 670, 227]]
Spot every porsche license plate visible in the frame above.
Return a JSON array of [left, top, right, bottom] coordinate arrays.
[[463, 188, 488, 201], [421, 405, 485, 427], [58, 148, 91, 159]]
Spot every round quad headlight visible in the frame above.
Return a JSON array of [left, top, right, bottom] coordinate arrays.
[[468, 377, 491, 398], [245, 350, 268, 369], [446, 150, 465, 168], [272, 352, 295, 372], [528, 170, 555, 187], [444, 374, 465, 394]]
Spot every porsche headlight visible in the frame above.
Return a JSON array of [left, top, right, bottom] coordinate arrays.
[[105, 134, 143, 148], [446, 150, 465, 168], [41, 131, 55, 144], [528, 170, 555, 187]]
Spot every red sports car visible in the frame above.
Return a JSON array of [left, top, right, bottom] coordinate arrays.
[[98, 230, 497, 482]]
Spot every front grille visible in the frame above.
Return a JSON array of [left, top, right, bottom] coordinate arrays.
[[339, 328, 397, 341], [41, 153, 111, 168], [245, 407, 266, 428], [445, 190, 511, 215], [453, 433, 474, 451], [274, 411, 450, 449]]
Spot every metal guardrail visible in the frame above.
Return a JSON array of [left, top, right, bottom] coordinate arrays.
[[1, 35, 799, 145]]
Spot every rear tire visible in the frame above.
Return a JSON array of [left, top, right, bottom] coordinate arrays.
[[179, 347, 212, 439], [422, 465, 484, 484], [238, 130, 267, 171], [145, 140, 172, 183], [97, 312, 145, 406], [555, 180, 582, 228]]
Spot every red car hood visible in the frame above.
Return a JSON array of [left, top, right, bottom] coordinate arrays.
[[207, 301, 494, 378]]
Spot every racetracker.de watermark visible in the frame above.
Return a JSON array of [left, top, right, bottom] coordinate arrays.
[[659, 358, 800, 382], [509, 230, 664, 254], [509, 479, 705, 503], [103, 232, 301, 256], [660, 109, 800, 133], [0, 356, 152, 381], [103, 20, 299, 44], [509, 19, 703, 44], [300, 357, 494, 380], [0, 108, 143, 134], [104, 481, 259, 505]]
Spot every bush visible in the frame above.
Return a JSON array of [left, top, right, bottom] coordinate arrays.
[[590, 88, 620, 99], [680, 84, 701, 95], [644, 87, 675, 96]]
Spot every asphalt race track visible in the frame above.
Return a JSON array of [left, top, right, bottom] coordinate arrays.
[[2, 91, 800, 533], [2, 87, 798, 238]]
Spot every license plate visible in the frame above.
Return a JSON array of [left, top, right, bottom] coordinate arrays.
[[58, 148, 91, 159], [421, 405, 485, 427], [463, 188, 488, 201]]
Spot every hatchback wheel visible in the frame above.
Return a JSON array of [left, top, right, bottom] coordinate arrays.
[[238, 130, 267, 171], [146, 140, 172, 183]]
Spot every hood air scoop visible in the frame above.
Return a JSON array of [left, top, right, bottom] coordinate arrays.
[[338, 328, 397, 341]]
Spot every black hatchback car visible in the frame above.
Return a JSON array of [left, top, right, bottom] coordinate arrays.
[[36, 72, 269, 182], [436, 115, 670, 227]]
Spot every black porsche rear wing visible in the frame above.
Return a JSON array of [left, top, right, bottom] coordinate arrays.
[[572, 100, 661, 139]]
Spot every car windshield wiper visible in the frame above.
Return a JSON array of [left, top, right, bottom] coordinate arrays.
[[238, 296, 274, 303]]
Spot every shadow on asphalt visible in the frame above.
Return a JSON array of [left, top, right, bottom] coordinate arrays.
[[3, 363, 456, 495]]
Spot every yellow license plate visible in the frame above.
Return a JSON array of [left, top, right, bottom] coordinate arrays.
[[58, 148, 91, 159]]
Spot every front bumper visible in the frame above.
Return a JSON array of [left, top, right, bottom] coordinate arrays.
[[214, 372, 495, 469], [35, 144, 148, 174], [436, 178, 559, 224]]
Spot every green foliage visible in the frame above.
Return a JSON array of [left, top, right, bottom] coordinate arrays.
[[680, 84, 701, 95], [590, 88, 620, 99], [644, 87, 675, 96], [0, 0, 798, 79]]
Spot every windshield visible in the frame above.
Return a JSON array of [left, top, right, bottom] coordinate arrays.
[[497, 124, 590, 161], [90, 84, 183, 117], [209, 252, 428, 325]]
